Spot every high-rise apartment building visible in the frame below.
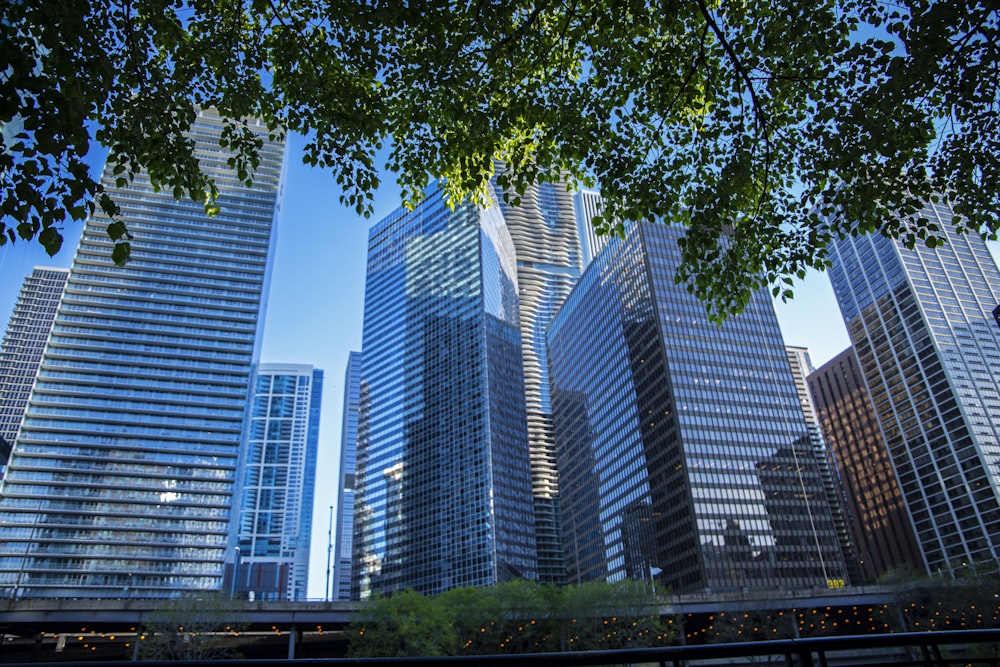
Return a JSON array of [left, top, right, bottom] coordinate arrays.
[[0, 267, 68, 469], [548, 222, 849, 592], [573, 189, 611, 268], [332, 351, 361, 600], [229, 364, 322, 601], [352, 187, 537, 598], [785, 346, 858, 585], [494, 177, 582, 583], [809, 347, 924, 581], [0, 108, 284, 598], [827, 201, 1000, 572]]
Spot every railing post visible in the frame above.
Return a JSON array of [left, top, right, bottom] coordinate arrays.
[[796, 645, 814, 667], [131, 626, 141, 662]]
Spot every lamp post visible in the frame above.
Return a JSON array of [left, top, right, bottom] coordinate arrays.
[[325, 505, 333, 601], [231, 546, 241, 598]]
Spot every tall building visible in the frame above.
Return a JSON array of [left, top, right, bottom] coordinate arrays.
[[573, 189, 611, 268], [809, 347, 924, 581], [827, 201, 1000, 573], [548, 222, 849, 592], [785, 346, 859, 585], [332, 351, 361, 600], [494, 177, 582, 583], [0, 267, 68, 469], [352, 186, 537, 598], [228, 363, 322, 601], [0, 108, 285, 598]]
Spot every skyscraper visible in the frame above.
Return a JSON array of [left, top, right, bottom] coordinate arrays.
[[548, 222, 849, 592], [573, 189, 611, 269], [827, 201, 1000, 573], [785, 346, 859, 584], [809, 347, 924, 581], [0, 108, 285, 598], [332, 351, 361, 600], [230, 363, 322, 601], [0, 267, 68, 469], [494, 177, 582, 583], [352, 186, 537, 598]]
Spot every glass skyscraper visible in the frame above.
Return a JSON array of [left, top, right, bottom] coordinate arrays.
[[0, 267, 68, 469], [332, 351, 360, 600], [352, 187, 537, 598], [786, 346, 859, 584], [494, 177, 582, 583], [809, 347, 924, 581], [230, 363, 322, 601], [548, 222, 849, 592], [827, 202, 1000, 573], [0, 108, 284, 598]]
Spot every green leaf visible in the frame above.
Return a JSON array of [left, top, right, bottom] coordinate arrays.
[[38, 227, 63, 256], [107, 220, 130, 242], [112, 241, 131, 267]]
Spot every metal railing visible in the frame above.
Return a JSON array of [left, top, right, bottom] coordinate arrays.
[[5, 629, 1000, 667]]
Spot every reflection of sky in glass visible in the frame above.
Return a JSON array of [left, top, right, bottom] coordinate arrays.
[[550, 222, 848, 592], [827, 202, 1000, 573], [354, 188, 535, 598]]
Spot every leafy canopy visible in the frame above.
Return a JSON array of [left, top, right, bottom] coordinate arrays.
[[346, 579, 675, 656], [2, 0, 997, 318]]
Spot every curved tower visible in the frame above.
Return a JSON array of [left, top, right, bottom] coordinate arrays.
[[495, 178, 583, 583]]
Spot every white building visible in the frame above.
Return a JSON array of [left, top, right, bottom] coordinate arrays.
[[232, 363, 322, 601], [0, 108, 285, 598]]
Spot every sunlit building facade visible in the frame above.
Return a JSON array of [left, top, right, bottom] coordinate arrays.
[[827, 202, 1000, 572], [352, 187, 537, 598], [0, 267, 68, 469], [573, 189, 610, 269], [332, 351, 361, 600], [808, 347, 924, 581], [0, 108, 284, 598], [549, 222, 848, 592], [228, 363, 322, 601]]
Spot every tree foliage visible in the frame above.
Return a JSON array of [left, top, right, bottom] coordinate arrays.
[[136, 594, 248, 661], [2, 0, 998, 318], [346, 579, 676, 657]]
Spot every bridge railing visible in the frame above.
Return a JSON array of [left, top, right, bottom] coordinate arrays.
[[8, 629, 1000, 667]]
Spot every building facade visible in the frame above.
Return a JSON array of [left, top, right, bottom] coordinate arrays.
[[808, 347, 925, 581], [548, 222, 849, 593], [228, 364, 322, 601], [494, 177, 582, 583], [332, 351, 361, 600], [0, 108, 284, 598], [573, 189, 611, 269], [352, 188, 537, 598], [0, 267, 68, 469], [785, 346, 859, 585], [827, 202, 1000, 573]]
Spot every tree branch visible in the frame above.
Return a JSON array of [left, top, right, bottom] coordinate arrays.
[[692, 0, 769, 141]]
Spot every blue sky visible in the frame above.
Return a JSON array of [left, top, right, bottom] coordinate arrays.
[[1, 132, 997, 598]]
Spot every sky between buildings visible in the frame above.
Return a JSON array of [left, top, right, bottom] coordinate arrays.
[[0, 131, 997, 598]]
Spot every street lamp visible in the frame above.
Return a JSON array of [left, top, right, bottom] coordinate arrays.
[[325, 505, 334, 601]]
